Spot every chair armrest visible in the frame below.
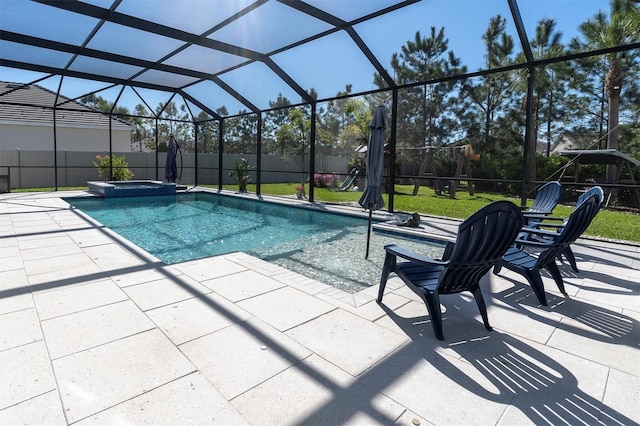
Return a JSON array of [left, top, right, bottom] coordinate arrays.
[[535, 222, 565, 229], [535, 215, 566, 221], [521, 226, 562, 238], [522, 212, 559, 219], [522, 212, 553, 219], [384, 244, 447, 267], [513, 237, 553, 248], [442, 239, 456, 261]]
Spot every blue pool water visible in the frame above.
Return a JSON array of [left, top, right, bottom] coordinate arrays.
[[66, 193, 445, 293]]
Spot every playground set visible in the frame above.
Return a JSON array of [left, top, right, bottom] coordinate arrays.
[[339, 144, 481, 198], [411, 144, 480, 198]]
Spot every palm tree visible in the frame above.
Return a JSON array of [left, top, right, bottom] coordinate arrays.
[[574, 0, 640, 180]]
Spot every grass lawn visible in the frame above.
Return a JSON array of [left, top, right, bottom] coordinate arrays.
[[14, 183, 639, 243], [245, 183, 640, 243]]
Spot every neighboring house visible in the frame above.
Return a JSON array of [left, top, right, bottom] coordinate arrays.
[[0, 82, 132, 152], [550, 132, 602, 154]]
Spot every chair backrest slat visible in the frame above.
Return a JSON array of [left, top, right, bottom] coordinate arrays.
[[441, 201, 523, 294], [576, 186, 604, 209], [528, 181, 563, 214], [537, 194, 601, 266]]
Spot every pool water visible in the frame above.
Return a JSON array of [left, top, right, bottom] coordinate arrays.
[[66, 193, 445, 293]]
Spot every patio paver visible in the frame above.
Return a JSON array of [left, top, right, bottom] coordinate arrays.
[[0, 341, 56, 411], [41, 299, 156, 359], [122, 274, 213, 311], [33, 278, 127, 320], [237, 286, 336, 332], [286, 308, 410, 376], [52, 329, 196, 423], [0, 190, 638, 425], [146, 292, 253, 345], [181, 317, 312, 400], [73, 373, 249, 426]]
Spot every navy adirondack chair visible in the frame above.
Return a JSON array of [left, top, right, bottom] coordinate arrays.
[[494, 194, 601, 306], [521, 181, 563, 223], [378, 201, 524, 340], [525, 186, 604, 272]]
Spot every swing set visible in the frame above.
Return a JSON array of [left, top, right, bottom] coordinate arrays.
[[410, 144, 480, 198]]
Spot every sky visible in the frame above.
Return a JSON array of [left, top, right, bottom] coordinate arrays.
[[0, 0, 614, 116]]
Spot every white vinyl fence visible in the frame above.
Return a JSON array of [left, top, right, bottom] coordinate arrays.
[[0, 149, 350, 190]]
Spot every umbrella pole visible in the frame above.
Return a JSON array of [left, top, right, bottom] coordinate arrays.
[[365, 209, 372, 259]]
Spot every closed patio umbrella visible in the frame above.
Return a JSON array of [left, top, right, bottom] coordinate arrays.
[[165, 135, 178, 183], [358, 106, 386, 258]]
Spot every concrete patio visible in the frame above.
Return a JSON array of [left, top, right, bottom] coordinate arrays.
[[1, 190, 638, 425]]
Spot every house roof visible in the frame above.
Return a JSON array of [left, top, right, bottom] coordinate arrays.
[[560, 149, 640, 168], [0, 81, 132, 130]]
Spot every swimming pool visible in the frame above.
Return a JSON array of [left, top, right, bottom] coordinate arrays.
[[66, 192, 445, 293]]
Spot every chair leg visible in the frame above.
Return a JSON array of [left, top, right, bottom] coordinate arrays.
[[526, 268, 548, 306], [493, 260, 503, 275], [423, 290, 444, 340], [377, 252, 395, 303], [546, 261, 567, 295], [560, 247, 579, 273], [472, 288, 493, 331]]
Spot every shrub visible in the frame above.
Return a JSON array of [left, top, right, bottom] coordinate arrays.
[[228, 157, 255, 192], [347, 156, 366, 172], [93, 154, 134, 181], [314, 173, 340, 189]]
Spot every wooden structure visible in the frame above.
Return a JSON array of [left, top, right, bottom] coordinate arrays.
[[559, 149, 640, 207], [412, 148, 437, 195], [449, 145, 480, 198], [412, 144, 480, 198]]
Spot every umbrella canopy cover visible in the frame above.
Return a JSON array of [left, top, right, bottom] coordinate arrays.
[[165, 136, 178, 183], [358, 106, 386, 211]]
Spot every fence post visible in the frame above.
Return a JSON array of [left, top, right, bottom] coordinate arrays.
[[16, 148, 21, 189], [63, 149, 67, 187]]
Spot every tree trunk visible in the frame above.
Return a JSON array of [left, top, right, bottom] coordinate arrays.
[[485, 84, 491, 145], [606, 57, 623, 183], [522, 71, 539, 196], [525, 97, 538, 189]]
